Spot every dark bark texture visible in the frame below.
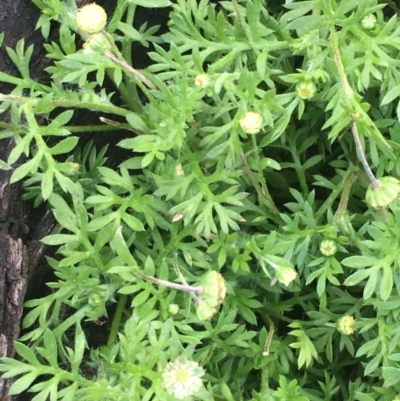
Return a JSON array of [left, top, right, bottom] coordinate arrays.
[[0, 1, 57, 399], [0, 1, 169, 399]]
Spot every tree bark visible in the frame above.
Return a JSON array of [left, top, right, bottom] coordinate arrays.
[[0, 1, 169, 399], [0, 1, 56, 399]]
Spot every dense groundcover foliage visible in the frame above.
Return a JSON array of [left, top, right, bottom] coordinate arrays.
[[2, 0, 400, 400]]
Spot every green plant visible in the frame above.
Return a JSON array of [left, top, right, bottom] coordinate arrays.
[[2, 0, 400, 400]]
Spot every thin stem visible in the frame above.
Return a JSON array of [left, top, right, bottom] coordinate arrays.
[[350, 124, 379, 188], [136, 271, 204, 295], [262, 315, 274, 356], [105, 68, 143, 113], [107, 294, 127, 347], [173, 254, 201, 305], [242, 155, 281, 217], [99, 117, 141, 133], [251, 135, 279, 203], [0, 93, 129, 117], [232, 0, 255, 48], [330, 26, 352, 96], [104, 50, 155, 89], [316, 169, 356, 222], [332, 170, 360, 243], [329, 25, 378, 188]]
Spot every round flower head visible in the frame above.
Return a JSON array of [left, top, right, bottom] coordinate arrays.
[[76, 3, 107, 34], [82, 32, 111, 54], [162, 356, 205, 399], [361, 14, 377, 30], [168, 304, 180, 316], [275, 266, 297, 287], [239, 111, 263, 134], [365, 176, 400, 209], [196, 271, 226, 321], [296, 81, 316, 100], [194, 74, 210, 89], [320, 239, 337, 257], [336, 315, 355, 335]]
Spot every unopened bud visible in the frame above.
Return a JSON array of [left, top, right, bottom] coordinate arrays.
[[320, 239, 337, 256], [296, 81, 316, 100], [76, 3, 107, 34], [194, 74, 210, 89], [366, 177, 400, 209], [275, 266, 297, 287], [361, 14, 377, 30], [336, 315, 355, 335], [239, 111, 263, 134]]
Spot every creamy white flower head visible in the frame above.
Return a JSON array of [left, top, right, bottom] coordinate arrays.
[[162, 356, 205, 399], [239, 111, 263, 134], [194, 74, 210, 89], [76, 3, 107, 34]]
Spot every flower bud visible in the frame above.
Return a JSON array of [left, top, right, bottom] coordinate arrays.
[[336, 315, 355, 335], [199, 271, 226, 309], [296, 81, 316, 100], [76, 3, 107, 34], [320, 239, 337, 257], [361, 14, 377, 30], [168, 304, 179, 316], [194, 74, 210, 89], [196, 301, 217, 321], [365, 176, 400, 209], [239, 111, 263, 134], [82, 32, 111, 54], [88, 292, 104, 308], [195, 271, 227, 321], [275, 266, 297, 287]]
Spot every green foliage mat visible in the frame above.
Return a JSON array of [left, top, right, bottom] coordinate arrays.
[[1, 0, 400, 400]]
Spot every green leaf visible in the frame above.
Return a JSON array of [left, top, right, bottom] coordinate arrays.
[[122, 213, 145, 231], [14, 342, 41, 367], [41, 234, 79, 245], [380, 264, 393, 301], [43, 329, 58, 367], [41, 168, 54, 200], [343, 269, 373, 286], [341, 256, 378, 268], [9, 372, 38, 395], [131, 0, 171, 7], [125, 112, 150, 134], [10, 154, 42, 183], [49, 137, 79, 155], [381, 85, 400, 106], [382, 367, 400, 387]]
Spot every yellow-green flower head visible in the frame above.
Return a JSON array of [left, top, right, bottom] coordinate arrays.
[[200, 271, 226, 308], [320, 239, 337, 257], [76, 3, 107, 34], [194, 74, 210, 89], [336, 315, 355, 335], [361, 14, 377, 30], [296, 81, 316, 100], [196, 300, 217, 321], [168, 304, 180, 316], [275, 266, 297, 287], [195, 271, 226, 321], [82, 32, 111, 54], [162, 356, 205, 399], [365, 176, 400, 209], [239, 111, 263, 134]]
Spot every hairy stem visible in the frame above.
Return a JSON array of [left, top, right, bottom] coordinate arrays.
[[107, 294, 127, 347], [329, 25, 379, 188], [0, 93, 129, 117]]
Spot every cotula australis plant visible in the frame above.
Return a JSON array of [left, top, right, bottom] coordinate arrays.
[[2, 0, 400, 400]]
